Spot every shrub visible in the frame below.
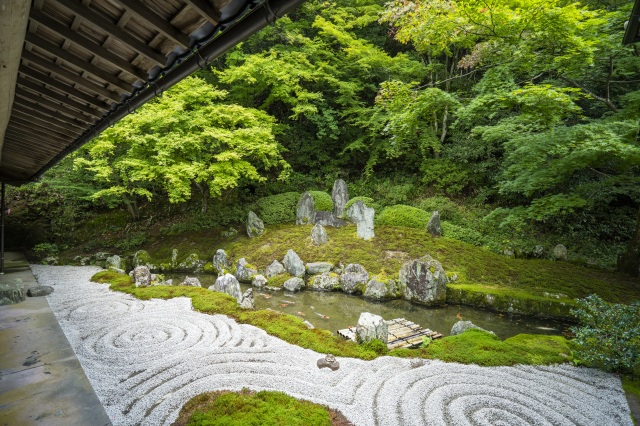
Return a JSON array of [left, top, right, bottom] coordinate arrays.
[[420, 158, 472, 196], [415, 196, 461, 223], [361, 338, 388, 355], [570, 294, 640, 374], [308, 191, 333, 211], [441, 222, 487, 246], [375, 205, 431, 228], [254, 192, 300, 225], [115, 232, 147, 251], [32, 242, 59, 258], [344, 196, 377, 211]]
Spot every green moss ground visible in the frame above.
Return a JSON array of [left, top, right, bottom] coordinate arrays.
[[92, 270, 574, 366], [172, 389, 334, 426]]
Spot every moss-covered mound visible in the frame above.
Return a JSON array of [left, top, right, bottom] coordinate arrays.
[[172, 389, 348, 426]]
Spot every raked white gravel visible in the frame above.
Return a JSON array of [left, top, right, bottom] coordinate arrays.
[[33, 265, 632, 426]]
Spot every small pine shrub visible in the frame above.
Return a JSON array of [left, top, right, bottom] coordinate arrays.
[[375, 205, 431, 228], [254, 192, 300, 225], [308, 191, 333, 211]]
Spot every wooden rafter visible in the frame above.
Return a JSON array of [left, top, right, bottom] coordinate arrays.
[[110, 0, 191, 48], [14, 90, 95, 124], [17, 78, 105, 118], [29, 8, 148, 80], [185, 0, 221, 25], [12, 103, 86, 133], [52, 0, 167, 66]]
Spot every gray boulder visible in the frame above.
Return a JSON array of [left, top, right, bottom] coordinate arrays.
[[0, 281, 25, 305], [106, 255, 121, 270], [265, 260, 286, 278], [332, 179, 349, 218], [177, 253, 205, 273], [346, 200, 375, 240], [252, 274, 267, 288], [181, 276, 202, 287], [355, 312, 388, 344], [450, 320, 495, 336], [308, 272, 340, 291], [296, 191, 316, 225], [399, 255, 448, 305], [94, 252, 110, 261], [553, 244, 568, 261], [133, 266, 152, 288], [426, 211, 442, 237], [340, 263, 369, 294], [239, 288, 254, 309], [283, 277, 305, 292], [212, 249, 230, 274], [235, 258, 258, 283], [282, 249, 305, 277], [209, 273, 242, 302], [311, 223, 328, 245], [26, 286, 54, 297], [313, 211, 347, 227], [364, 278, 387, 300], [246, 211, 265, 238], [306, 262, 333, 275]]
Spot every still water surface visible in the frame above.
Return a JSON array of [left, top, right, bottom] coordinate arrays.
[[170, 274, 569, 339]]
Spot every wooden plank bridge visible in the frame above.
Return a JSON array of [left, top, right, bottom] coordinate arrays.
[[337, 318, 443, 350]]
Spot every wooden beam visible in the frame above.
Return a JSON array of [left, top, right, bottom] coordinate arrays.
[[12, 103, 86, 133], [185, 0, 221, 25], [17, 77, 105, 118], [25, 32, 133, 93], [11, 110, 82, 139], [15, 89, 95, 124], [29, 8, 148, 80], [22, 50, 121, 102], [6, 121, 70, 145], [52, 0, 167, 66], [4, 131, 67, 152], [110, 0, 191, 48], [18, 64, 113, 110]]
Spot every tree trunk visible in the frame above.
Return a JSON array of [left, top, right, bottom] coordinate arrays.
[[618, 207, 640, 277]]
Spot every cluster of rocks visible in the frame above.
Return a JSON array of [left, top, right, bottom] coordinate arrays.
[[0, 279, 54, 306], [295, 179, 375, 241]]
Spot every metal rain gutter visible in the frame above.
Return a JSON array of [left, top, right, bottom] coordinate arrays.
[[30, 0, 307, 181]]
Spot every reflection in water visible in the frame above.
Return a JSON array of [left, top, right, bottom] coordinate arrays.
[[171, 274, 569, 339]]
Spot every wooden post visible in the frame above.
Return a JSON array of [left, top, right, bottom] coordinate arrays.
[[1, 181, 5, 274]]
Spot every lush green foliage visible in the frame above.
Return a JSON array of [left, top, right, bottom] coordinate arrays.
[[570, 295, 640, 373], [254, 192, 300, 224], [308, 191, 333, 211], [75, 77, 289, 217], [375, 205, 431, 228], [179, 390, 331, 426]]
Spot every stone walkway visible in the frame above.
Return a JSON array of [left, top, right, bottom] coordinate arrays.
[[32, 265, 633, 426]]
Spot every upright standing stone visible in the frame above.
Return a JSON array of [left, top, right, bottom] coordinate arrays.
[[212, 249, 230, 274], [399, 255, 447, 305], [332, 179, 349, 218], [346, 200, 375, 240], [171, 249, 179, 268], [282, 249, 305, 277], [355, 312, 388, 344], [239, 288, 254, 309], [311, 223, 328, 245], [426, 211, 442, 237], [133, 266, 152, 288], [296, 192, 316, 225], [209, 273, 242, 302], [246, 211, 265, 238], [553, 244, 568, 261]]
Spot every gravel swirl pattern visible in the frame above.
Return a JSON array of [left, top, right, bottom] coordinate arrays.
[[33, 265, 632, 426]]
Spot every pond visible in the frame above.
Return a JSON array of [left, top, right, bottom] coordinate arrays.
[[169, 274, 570, 339]]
